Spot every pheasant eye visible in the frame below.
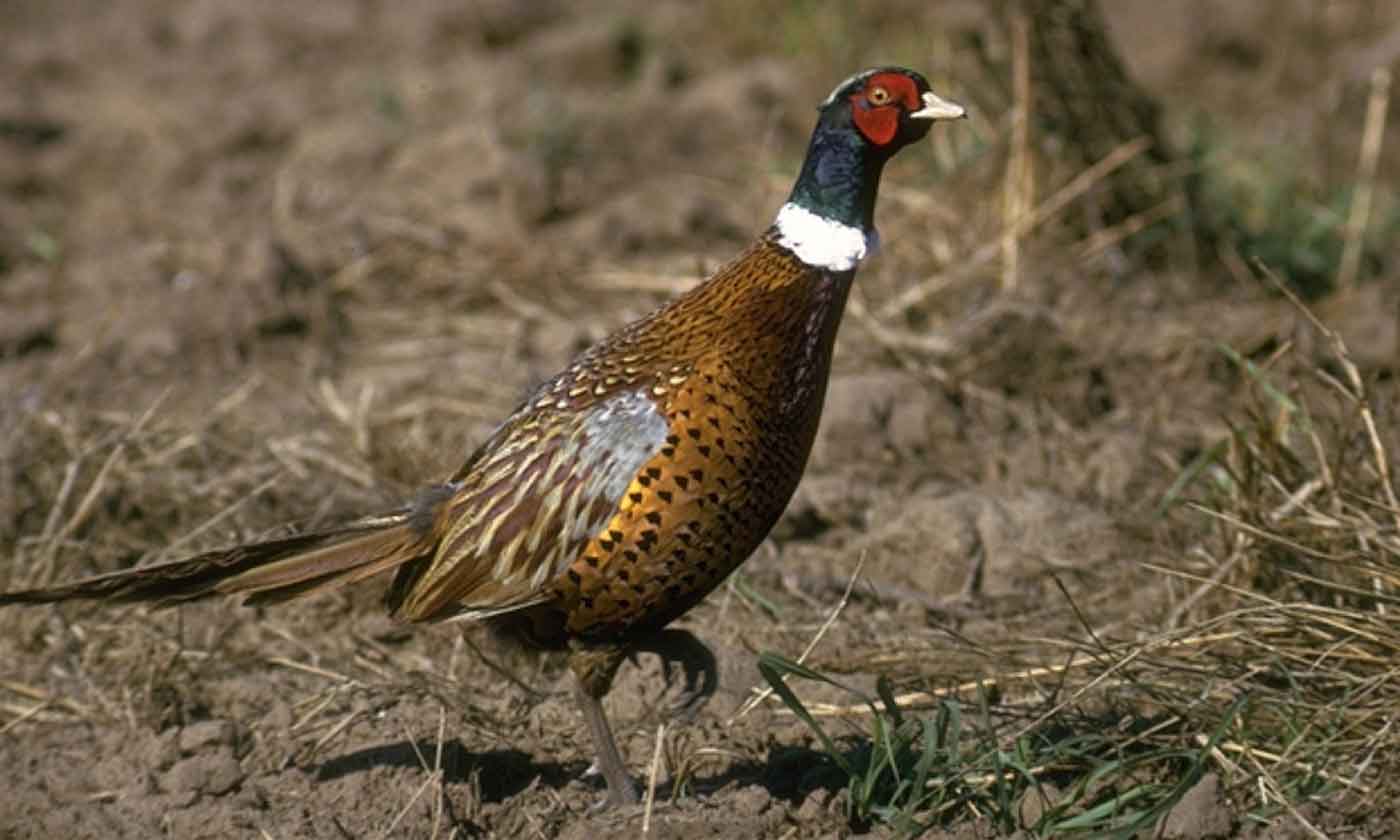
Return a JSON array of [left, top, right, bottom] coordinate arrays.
[[867, 86, 891, 106]]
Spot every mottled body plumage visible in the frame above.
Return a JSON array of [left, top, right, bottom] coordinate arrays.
[[548, 240, 851, 641], [0, 66, 965, 808], [379, 237, 847, 647]]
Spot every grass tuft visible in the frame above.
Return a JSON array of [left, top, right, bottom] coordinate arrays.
[[761, 282, 1398, 836]]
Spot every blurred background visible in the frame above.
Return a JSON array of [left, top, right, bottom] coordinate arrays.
[[1, 1, 1397, 837]]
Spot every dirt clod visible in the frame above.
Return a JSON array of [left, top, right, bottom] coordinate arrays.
[[1160, 773, 1234, 839], [178, 720, 237, 754], [730, 785, 773, 817], [160, 748, 245, 798], [1017, 782, 1063, 829]]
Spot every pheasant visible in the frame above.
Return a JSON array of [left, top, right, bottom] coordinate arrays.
[[0, 67, 964, 807]]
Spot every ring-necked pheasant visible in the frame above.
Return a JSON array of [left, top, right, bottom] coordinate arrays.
[[0, 67, 964, 807]]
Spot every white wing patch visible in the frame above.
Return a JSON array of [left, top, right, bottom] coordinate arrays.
[[576, 388, 671, 507]]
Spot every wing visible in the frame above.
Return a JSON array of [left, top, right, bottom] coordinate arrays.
[[389, 386, 671, 622], [550, 357, 807, 641]]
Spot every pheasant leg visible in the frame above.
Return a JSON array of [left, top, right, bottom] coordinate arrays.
[[569, 644, 638, 807]]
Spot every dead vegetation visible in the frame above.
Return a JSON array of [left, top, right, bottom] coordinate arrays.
[[759, 275, 1400, 836]]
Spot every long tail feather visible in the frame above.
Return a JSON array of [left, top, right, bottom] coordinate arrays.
[[0, 512, 429, 609]]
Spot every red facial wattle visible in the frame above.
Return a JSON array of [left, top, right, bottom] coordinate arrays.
[[848, 72, 923, 146], [851, 100, 899, 145]]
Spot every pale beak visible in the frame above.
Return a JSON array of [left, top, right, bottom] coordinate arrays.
[[910, 91, 967, 121]]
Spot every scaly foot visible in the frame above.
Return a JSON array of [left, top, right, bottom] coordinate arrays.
[[631, 628, 719, 721]]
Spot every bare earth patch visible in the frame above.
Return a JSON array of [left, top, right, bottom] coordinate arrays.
[[3, 1, 1398, 837]]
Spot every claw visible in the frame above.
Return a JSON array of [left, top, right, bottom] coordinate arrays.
[[633, 628, 719, 722]]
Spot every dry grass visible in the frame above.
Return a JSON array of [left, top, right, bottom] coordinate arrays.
[[761, 276, 1399, 834]]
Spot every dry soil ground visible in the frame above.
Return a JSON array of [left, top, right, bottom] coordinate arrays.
[[2, 1, 1398, 838]]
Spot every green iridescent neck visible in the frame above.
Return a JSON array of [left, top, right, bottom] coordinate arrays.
[[785, 117, 886, 231]]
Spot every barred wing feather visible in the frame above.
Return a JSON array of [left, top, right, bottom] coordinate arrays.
[[390, 389, 669, 622]]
